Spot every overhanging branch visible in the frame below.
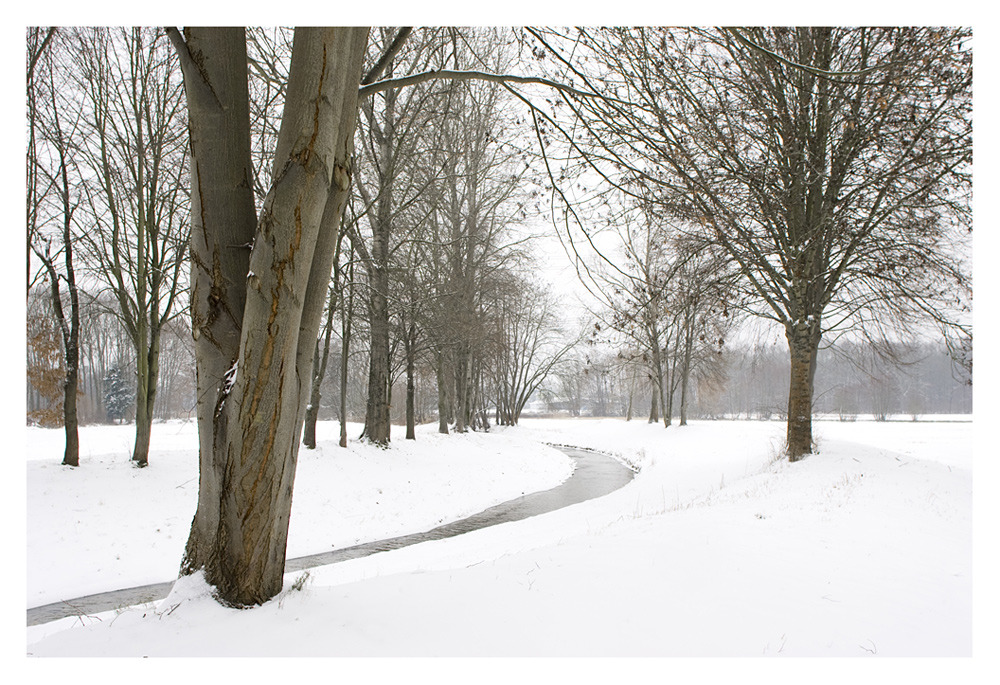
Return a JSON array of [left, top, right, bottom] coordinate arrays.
[[359, 69, 599, 101]]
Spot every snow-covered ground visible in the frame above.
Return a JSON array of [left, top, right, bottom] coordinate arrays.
[[26, 419, 574, 607], [22, 415, 983, 676]]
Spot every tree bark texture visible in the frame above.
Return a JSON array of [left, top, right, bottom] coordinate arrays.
[[785, 321, 822, 460], [174, 27, 368, 606]]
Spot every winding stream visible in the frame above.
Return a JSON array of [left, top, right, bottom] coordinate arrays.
[[27, 445, 634, 627]]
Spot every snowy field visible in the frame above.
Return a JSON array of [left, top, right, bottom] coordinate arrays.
[[21, 415, 985, 678]]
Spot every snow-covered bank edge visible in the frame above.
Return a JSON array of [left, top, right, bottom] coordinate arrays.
[[26, 420, 575, 609], [542, 441, 642, 472]]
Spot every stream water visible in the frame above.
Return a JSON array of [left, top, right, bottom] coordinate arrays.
[[27, 445, 635, 627]]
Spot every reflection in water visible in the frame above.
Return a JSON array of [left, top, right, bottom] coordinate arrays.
[[27, 446, 634, 626]]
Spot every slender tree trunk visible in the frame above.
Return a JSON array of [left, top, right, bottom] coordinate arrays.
[[132, 347, 152, 467], [626, 376, 634, 421], [359, 80, 397, 446], [656, 351, 670, 428], [132, 335, 160, 466], [304, 290, 335, 449], [62, 358, 80, 465], [359, 219, 391, 443], [131, 101, 151, 467], [60, 295, 80, 467], [666, 349, 678, 424], [454, 345, 471, 432], [648, 374, 659, 424], [649, 320, 669, 427], [679, 308, 694, 427], [785, 321, 821, 460], [436, 349, 450, 434], [46, 102, 81, 468], [132, 325, 161, 466], [339, 256, 354, 448], [338, 311, 352, 448], [405, 319, 416, 440], [45, 256, 80, 467], [303, 340, 321, 448]]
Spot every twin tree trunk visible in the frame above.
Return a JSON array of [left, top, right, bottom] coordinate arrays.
[[172, 27, 368, 607]]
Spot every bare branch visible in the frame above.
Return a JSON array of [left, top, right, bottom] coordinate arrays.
[[361, 27, 412, 85]]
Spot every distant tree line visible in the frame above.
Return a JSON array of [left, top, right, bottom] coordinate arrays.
[[539, 338, 971, 422]]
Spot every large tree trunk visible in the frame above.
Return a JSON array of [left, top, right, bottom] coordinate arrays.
[[174, 27, 259, 581], [173, 27, 368, 607], [785, 321, 821, 461]]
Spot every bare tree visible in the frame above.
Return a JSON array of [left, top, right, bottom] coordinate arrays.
[[348, 27, 436, 445], [491, 275, 576, 425], [27, 27, 57, 299], [419, 30, 536, 433], [529, 27, 972, 458], [576, 202, 680, 426], [29, 30, 83, 466], [73, 27, 190, 466]]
